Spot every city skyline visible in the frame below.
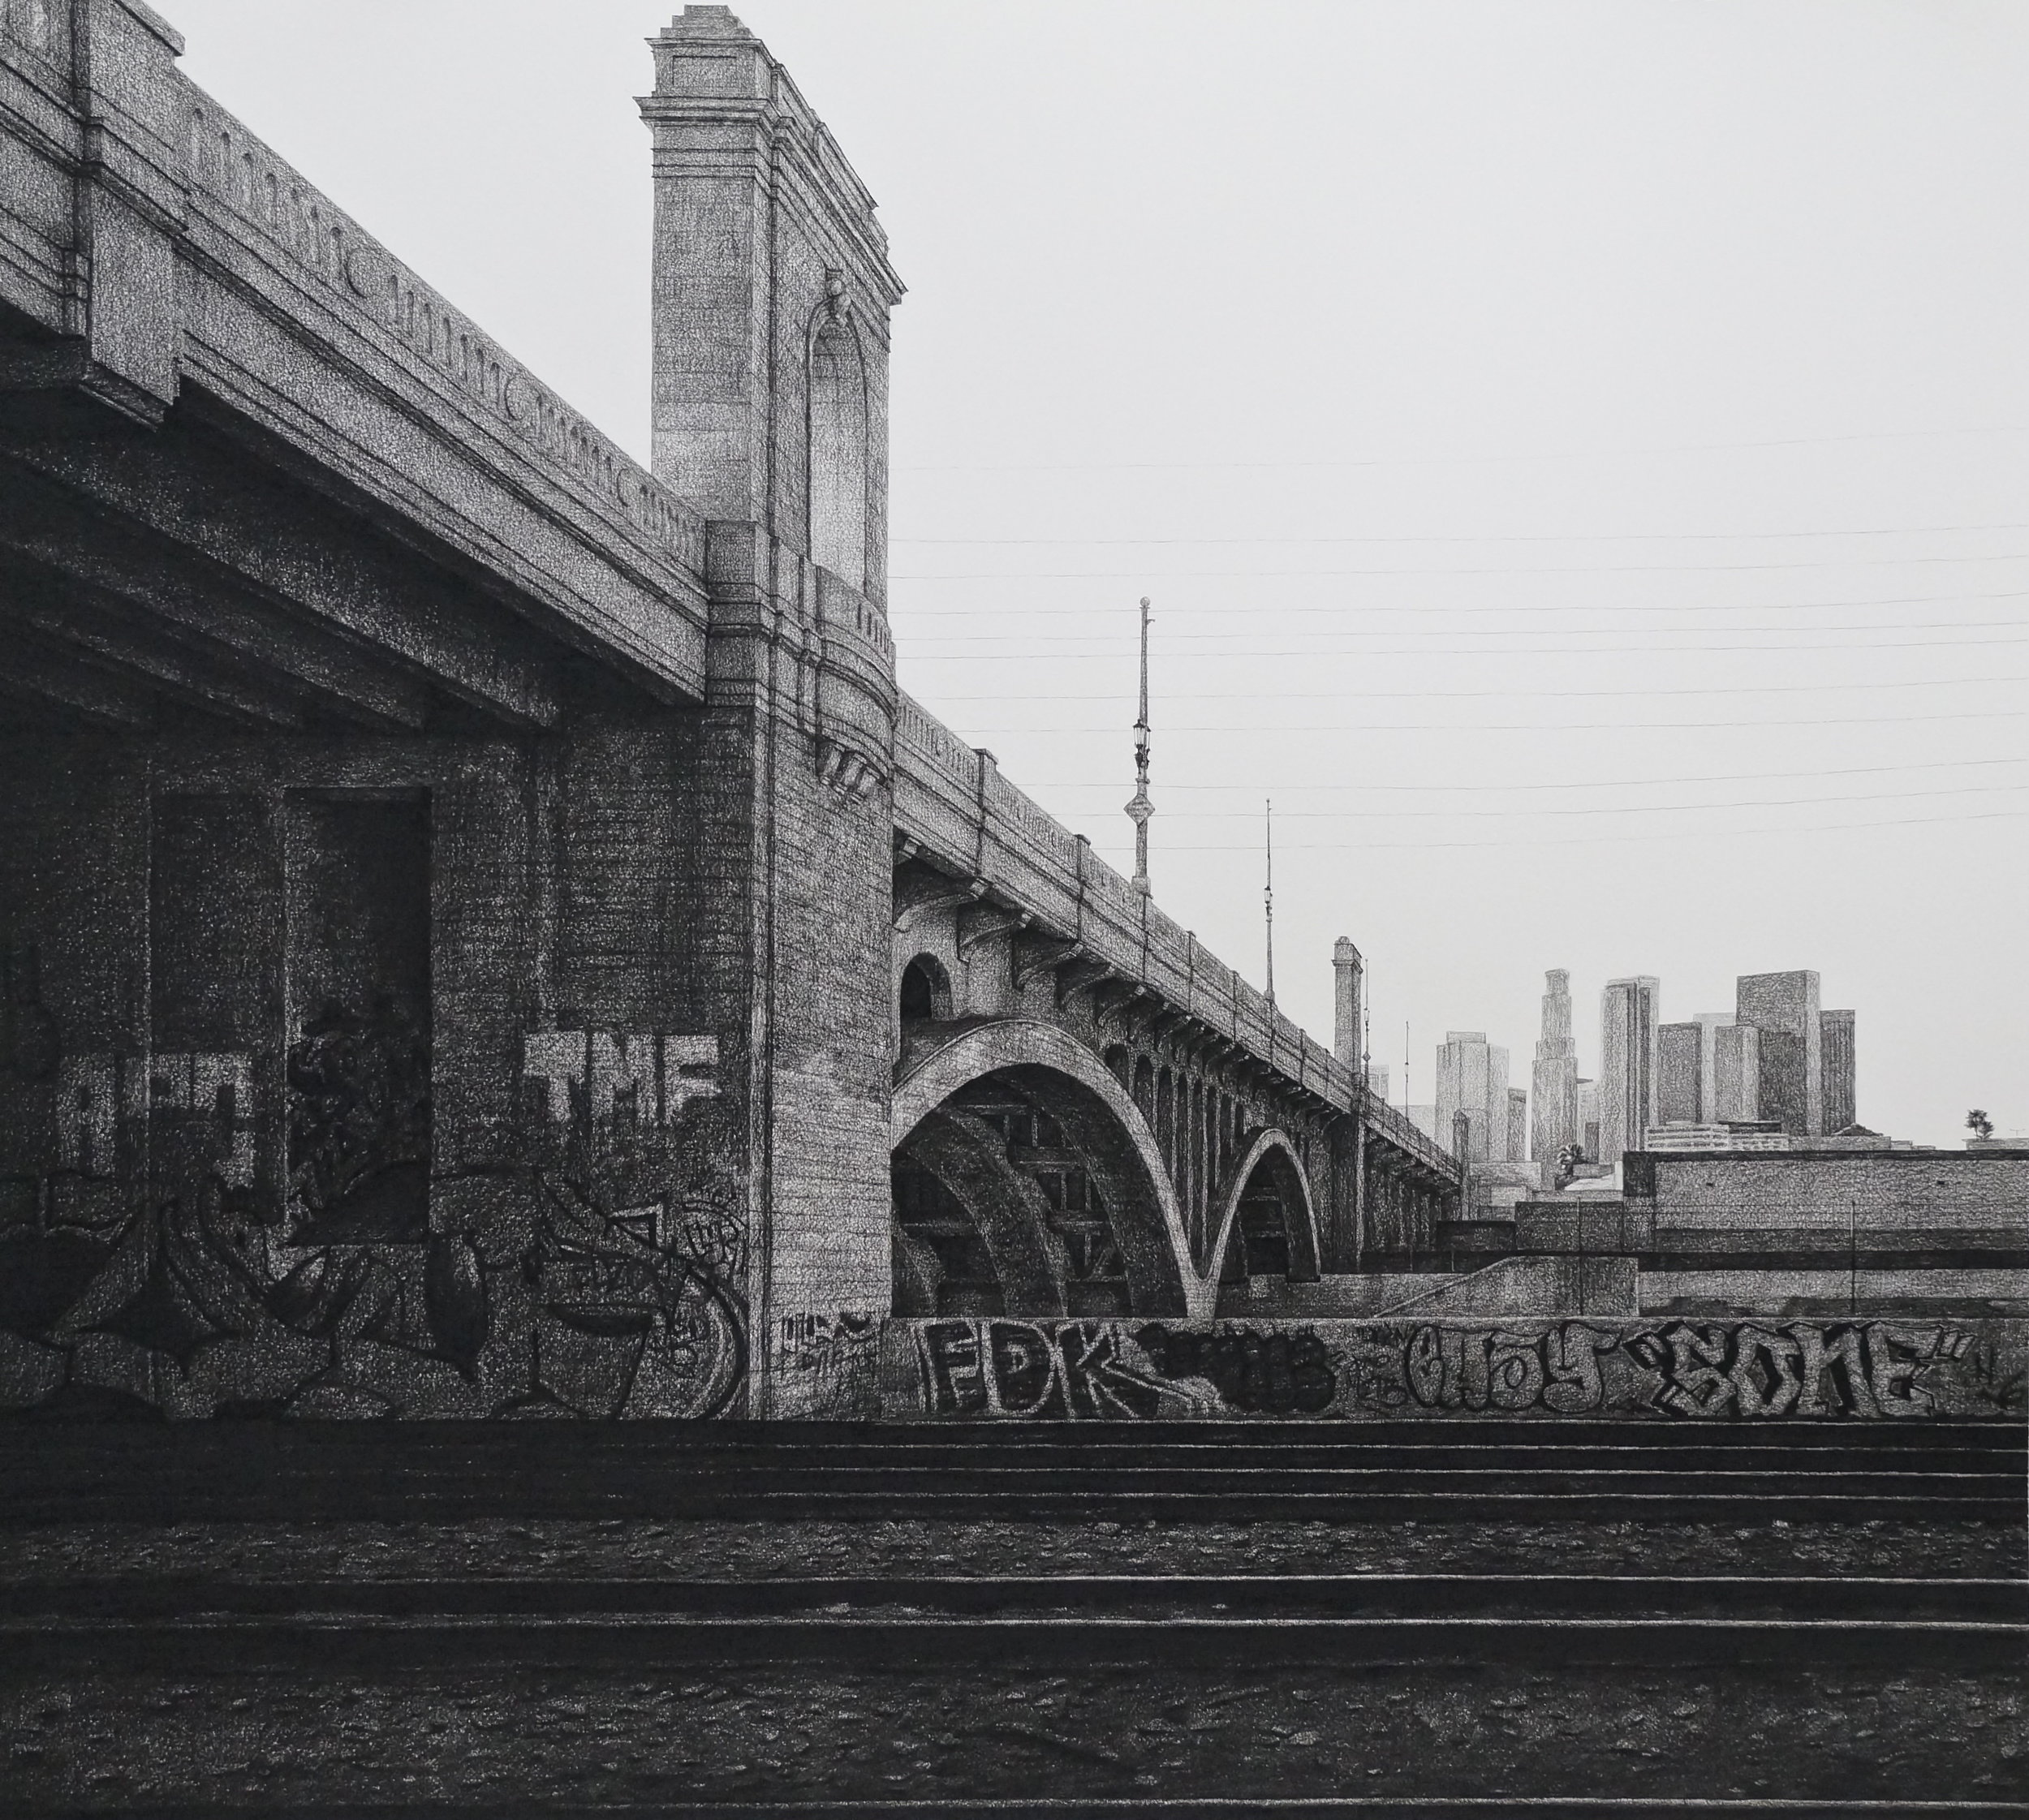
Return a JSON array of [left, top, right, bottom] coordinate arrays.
[[1400, 960, 1886, 1160]]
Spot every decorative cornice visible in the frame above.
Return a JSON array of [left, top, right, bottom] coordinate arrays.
[[183, 83, 709, 584]]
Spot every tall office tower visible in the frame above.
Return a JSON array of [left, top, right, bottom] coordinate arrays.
[[1737, 970, 1822, 1135], [1820, 1009, 1856, 1133], [1484, 1051, 1513, 1160], [1712, 1022, 1760, 1122], [1529, 968, 1579, 1162], [1367, 1062, 1390, 1104], [1577, 1080, 1601, 1159], [1656, 1022, 1704, 1125], [1692, 1013, 1735, 1117], [1435, 1031, 1511, 1163], [1600, 976, 1661, 1164], [1507, 1087, 1529, 1164]]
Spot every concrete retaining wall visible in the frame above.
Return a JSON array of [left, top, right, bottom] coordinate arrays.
[[881, 1314, 2028, 1422]]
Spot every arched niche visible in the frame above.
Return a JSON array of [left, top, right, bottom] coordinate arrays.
[[898, 952, 953, 1025], [808, 314, 868, 590]]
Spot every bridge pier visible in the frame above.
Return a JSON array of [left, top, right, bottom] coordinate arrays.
[[644, 17, 907, 1413]]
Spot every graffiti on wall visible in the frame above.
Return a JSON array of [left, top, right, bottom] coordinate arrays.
[[916, 1318, 1199, 1420], [288, 998, 430, 1243], [520, 1030, 719, 1126], [888, 1317, 2028, 1422], [0, 1027, 747, 1421], [1367, 1320, 1976, 1418], [778, 1309, 880, 1418]]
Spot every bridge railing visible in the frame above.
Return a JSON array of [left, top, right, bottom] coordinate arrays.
[[1359, 1094, 1455, 1176], [894, 691, 1461, 1181], [177, 81, 710, 587]]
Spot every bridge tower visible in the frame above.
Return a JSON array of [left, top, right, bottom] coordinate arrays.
[[642, 6, 907, 1413]]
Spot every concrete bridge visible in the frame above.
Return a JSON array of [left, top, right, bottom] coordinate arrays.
[[0, 0, 1458, 1420]]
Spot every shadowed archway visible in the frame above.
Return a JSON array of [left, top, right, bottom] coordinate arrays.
[[891, 1019, 1205, 1318], [898, 951, 952, 1025], [1204, 1127, 1324, 1306]]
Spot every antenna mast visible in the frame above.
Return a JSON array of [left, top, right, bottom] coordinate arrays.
[[1263, 797, 1275, 1005], [1127, 596, 1152, 895]]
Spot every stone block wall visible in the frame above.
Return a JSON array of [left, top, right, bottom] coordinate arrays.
[[1628, 1151, 2029, 1255], [0, 710, 807, 1422]]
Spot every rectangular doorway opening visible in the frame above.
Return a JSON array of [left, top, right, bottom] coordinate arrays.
[[284, 793, 431, 1243]]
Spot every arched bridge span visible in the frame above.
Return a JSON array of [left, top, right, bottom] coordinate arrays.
[[891, 1018, 1342, 1322], [890, 788, 1466, 1304]]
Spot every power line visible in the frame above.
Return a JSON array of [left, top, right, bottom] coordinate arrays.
[[1040, 781, 2029, 821], [1027, 755, 2029, 795], [919, 673, 2029, 704], [889, 583, 2029, 623], [941, 708, 2029, 734], [892, 550, 2029, 583], [898, 617, 2029, 641], [894, 424, 2029, 475], [894, 518, 2029, 548], [900, 631, 2029, 661], [1073, 805, 2029, 854]]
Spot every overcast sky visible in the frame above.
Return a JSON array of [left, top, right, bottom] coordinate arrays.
[[171, 0, 2029, 1146]]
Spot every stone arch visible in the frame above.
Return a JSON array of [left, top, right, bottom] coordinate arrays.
[[892, 1019, 1205, 1316], [1204, 1126, 1323, 1290], [898, 951, 952, 1024], [808, 312, 868, 589]]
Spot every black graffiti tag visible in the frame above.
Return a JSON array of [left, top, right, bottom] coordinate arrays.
[[1405, 1323, 1617, 1413], [1620, 1321, 1952, 1419], [1137, 1324, 1338, 1415]]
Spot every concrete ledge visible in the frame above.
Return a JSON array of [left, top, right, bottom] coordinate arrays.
[[1379, 1255, 1639, 1319]]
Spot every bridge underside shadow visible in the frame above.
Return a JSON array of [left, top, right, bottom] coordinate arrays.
[[892, 1019, 1333, 1322], [1204, 1125, 1323, 1314]]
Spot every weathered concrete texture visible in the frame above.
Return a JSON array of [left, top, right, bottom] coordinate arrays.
[[1631, 1149, 2029, 1253], [2, 1659, 2022, 1806], [1519, 1150, 2029, 1318], [3, 1516, 2019, 1581], [0, 716, 761, 1424], [1380, 1254, 1639, 1319]]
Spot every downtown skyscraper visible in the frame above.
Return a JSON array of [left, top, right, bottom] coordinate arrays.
[[1600, 976, 1661, 1167]]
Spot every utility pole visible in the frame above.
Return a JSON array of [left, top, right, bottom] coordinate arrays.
[[1127, 596, 1152, 895], [1263, 797, 1275, 1006]]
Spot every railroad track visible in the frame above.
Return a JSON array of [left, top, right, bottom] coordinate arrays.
[[2, 1572, 2024, 1671], [2, 1424, 2023, 1817], [1, 1418, 2019, 1523]]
